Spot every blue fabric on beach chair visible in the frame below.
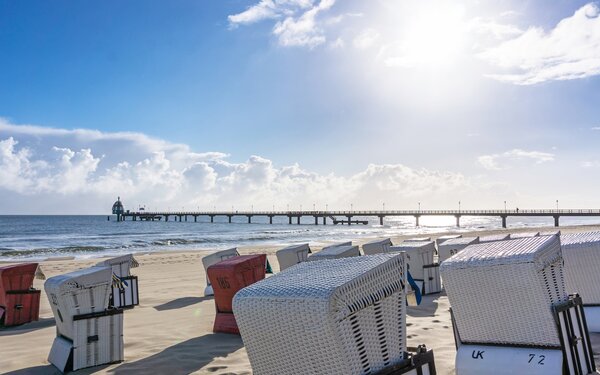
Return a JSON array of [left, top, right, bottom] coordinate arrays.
[[407, 270, 422, 305]]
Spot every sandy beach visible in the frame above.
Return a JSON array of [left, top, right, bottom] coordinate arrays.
[[2, 224, 600, 375]]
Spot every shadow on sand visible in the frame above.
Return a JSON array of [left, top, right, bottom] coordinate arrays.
[[153, 296, 212, 311], [109, 333, 244, 374], [5, 364, 112, 375], [407, 293, 444, 318], [0, 317, 56, 336]]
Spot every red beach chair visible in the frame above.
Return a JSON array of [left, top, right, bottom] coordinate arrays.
[[207, 254, 266, 334], [0, 263, 41, 326]]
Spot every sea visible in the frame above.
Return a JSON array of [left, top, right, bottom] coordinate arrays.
[[1, 214, 600, 261]]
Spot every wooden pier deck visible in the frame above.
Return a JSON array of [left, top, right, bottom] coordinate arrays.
[[117, 209, 600, 228]]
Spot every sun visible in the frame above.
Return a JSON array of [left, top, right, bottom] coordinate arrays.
[[380, 2, 468, 69]]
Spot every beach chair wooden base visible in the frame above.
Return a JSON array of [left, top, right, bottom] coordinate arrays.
[[0, 289, 40, 327], [48, 309, 124, 373], [452, 295, 595, 375], [213, 312, 239, 334], [375, 346, 436, 375], [110, 275, 139, 309]]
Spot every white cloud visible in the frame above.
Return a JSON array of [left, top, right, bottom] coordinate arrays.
[[229, 0, 337, 48], [581, 160, 600, 168], [479, 3, 600, 85], [272, 0, 335, 47], [591, 127, 600, 131], [478, 149, 555, 170], [353, 28, 380, 49], [468, 17, 523, 40], [329, 37, 344, 48], [0, 119, 489, 213]]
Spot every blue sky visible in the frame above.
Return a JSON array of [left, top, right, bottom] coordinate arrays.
[[1, 0, 600, 213]]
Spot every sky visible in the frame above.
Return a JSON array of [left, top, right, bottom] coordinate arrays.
[[1, 0, 600, 214]]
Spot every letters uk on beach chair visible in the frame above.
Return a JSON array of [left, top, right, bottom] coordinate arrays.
[[233, 253, 437, 375], [0, 263, 43, 327], [207, 254, 267, 334], [275, 243, 311, 272], [441, 235, 595, 375], [561, 231, 600, 332], [437, 237, 479, 264], [307, 244, 360, 261], [45, 266, 124, 373], [361, 238, 393, 255], [201, 247, 240, 296], [96, 254, 139, 309], [390, 242, 441, 295]]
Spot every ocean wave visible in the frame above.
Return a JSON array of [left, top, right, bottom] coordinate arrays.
[[0, 245, 108, 258]]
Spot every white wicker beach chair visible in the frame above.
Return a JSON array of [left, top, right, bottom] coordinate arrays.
[[390, 242, 440, 295], [275, 243, 310, 272], [96, 254, 139, 308], [202, 248, 239, 296], [435, 234, 462, 248], [362, 238, 393, 255], [562, 231, 600, 331], [479, 233, 510, 243], [233, 254, 410, 374], [308, 244, 360, 261], [45, 266, 123, 372], [441, 235, 595, 375], [541, 230, 561, 236], [437, 237, 479, 264], [509, 231, 540, 239]]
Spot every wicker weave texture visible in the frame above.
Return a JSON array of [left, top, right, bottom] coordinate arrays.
[[308, 244, 360, 261], [389, 242, 435, 280], [276, 244, 310, 271], [233, 254, 408, 375], [510, 232, 540, 239], [479, 234, 510, 243], [362, 238, 393, 255], [96, 254, 138, 278], [44, 266, 112, 340], [441, 236, 567, 346], [438, 237, 479, 264], [561, 231, 600, 304]]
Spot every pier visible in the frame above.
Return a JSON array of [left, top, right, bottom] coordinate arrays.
[[116, 208, 600, 228]]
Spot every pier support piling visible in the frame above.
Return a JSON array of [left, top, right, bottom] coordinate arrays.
[[248, 215, 252, 224], [323, 217, 326, 225], [194, 216, 197, 222], [501, 215, 507, 228], [185, 215, 187, 222], [455, 215, 461, 227], [379, 216, 384, 226], [347, 216, 352, 225], [228, 215, 232, 223], [210, 215, 214, 223], [415, 215, 420, 227], [314, 216, 318, 225], [554, 215, 560, 227], [288, 216, 292, 225], [297, 216, 300, 225], [269, 215, 273, 224]]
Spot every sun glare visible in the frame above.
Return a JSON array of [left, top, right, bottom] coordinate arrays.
[[383, 3, 467, 69]]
